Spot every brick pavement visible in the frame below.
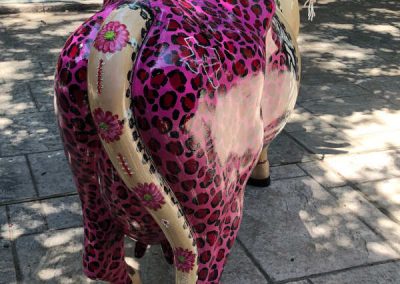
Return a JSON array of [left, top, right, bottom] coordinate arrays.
[[0, 0, 399, 283]]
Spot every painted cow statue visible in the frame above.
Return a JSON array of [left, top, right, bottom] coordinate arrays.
[[54, 0, 301, 283]]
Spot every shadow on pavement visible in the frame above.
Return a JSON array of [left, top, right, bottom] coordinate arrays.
[[0, 0, 399, 283]]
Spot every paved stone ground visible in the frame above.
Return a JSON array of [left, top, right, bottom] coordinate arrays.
[[0, 0, 399, 283]]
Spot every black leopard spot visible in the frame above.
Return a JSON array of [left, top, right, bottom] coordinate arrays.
[[181, 180, 197, 191], [195, 193, 209, 205], [143, 86, 159, 104], [194, 223, 206, 233], [60, 68, 72, 86], [199, 251, 211, 264], [166, 141, 184, 155], [194, 208, 210, 219], [137, 69, 149, 84], [190, 74, 203, 90], [151, 116, 173, 134], [206, 230, 218, 246], [150, 69, 168, 89], [198, 268, 209, 281], [137, 116, 150, 131], [148, 138, 161, 152], [208, 269, 219, 281], [166, 160, 181, 174], [211, 191, 222, 208], [160, 91, 177, 110], [251, 4, 262, 16], [166, 19, 181, 31], [184, 159, 199, 175], [134, 96, 147, 115], [167, 70, 187, 92], [180, 93, 196, 112], [194, 32, 211, 46], [207, 210, 220, 225], [233, 59, 248, 77]]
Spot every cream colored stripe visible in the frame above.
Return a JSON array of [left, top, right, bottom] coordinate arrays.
[[87, 5, 198, 284]]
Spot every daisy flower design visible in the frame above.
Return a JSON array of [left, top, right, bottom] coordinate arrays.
[[94, 21, 130, 53], [93, 108, 123, 143], [133, 183, 165, 210], [174, 247, 196, 273]]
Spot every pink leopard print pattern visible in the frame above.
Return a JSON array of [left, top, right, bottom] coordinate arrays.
[[54, 0, 299, 283]]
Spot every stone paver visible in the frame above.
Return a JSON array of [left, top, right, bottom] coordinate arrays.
[[356, 76, 400, 107], [311, 261, 400, 284], [324, 150, 400, 184], [124, 238, 269, 284], [299, 95, 400, 136], [240, 177, 399, 281], [0, 156, 36, 203], [28, 150, 75, 197], [300, 95, 400, 134], [0, 112, 62, 156], [290, 127, 400, 155], [29, 78, 56, 112], [124, 239, 175, 284], [221, 244, 269, 284], [8, 201, 47, 238], [41, 195, 82, 230], [330, 186, 400, 253], [0, 82, 36, 116], [285, 107, 332, 133], [0, 206, 8, 239], [16, 227, 93, 283], [289, 127, 352, 156], [0, 0, 399, 283], [356, 178, 400, 223], [0, 238, 17, 283], [298, 81, 369, 103], [270, 164, 307, 181], [0, 60, 43, 83], [298, 161, 347, 188], [269, 132, 319, 166]]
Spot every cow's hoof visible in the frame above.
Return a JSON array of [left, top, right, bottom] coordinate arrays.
[[129, 272, 142, 284], [128, 266, 142, 284], [247, 176, 271, 187]]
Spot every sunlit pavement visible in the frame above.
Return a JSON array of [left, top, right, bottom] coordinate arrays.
[[0, 0, 399, 283]]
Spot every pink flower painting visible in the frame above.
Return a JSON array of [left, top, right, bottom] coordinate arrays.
[[174, 247, 196, 273], [94, 21, 129, 53], [93, 108, 123, 143], [133, 183, 165, 210]]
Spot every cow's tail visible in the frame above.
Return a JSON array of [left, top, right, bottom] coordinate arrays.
[[87, 5, 198, 284]]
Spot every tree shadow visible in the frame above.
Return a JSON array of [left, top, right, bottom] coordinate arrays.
[[0, 0, 399, 283], [0, 10, 98, 157], [283, 0, 400, 159]]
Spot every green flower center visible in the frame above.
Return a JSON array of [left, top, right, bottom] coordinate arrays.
[[99, 122, 109, 131], [104, 31, 116, 41], [143, 193, 153, 201], [177, 255, 186, 263]]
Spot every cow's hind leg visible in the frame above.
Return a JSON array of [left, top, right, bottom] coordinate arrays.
[[81, 215, 133, 283], [248, 146, 271, 187], [78, 182, 133, 283], [55, 121, 137, 283]]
